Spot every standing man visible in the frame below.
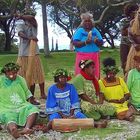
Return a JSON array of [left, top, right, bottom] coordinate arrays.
[[16, 13, 46, 105]]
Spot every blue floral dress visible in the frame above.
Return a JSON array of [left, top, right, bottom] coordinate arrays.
[[46, 83, 86, 121]]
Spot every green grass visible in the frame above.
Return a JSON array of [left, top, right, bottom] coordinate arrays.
[[0, 49, 122, 98], [1, 49, 140, 139], [64, 127, 122, 139], [0, 49, 121, 82]]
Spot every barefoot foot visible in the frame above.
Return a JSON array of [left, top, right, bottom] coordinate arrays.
[[19, 128, 34, 135], [11, 129, 21, 139], [94, 120, 108, 128], [40, 95, 47, 99]]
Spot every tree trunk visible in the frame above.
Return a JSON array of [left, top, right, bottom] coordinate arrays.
[[4, 26, 11, 51], [41, 0, 50, 57], [4, 35, 11, 51], [108, 32, 115, 49]]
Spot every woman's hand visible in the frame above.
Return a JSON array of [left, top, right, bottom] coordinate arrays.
[[118, 98, 125, 104], [94, 37, 103, 46], [68, 115, 75, 119], [98, 93, 104, 104], [108, 98, 125, 104], [61, 114, 69, 119], [85, 38, 92, 44], [134, 46, 140, 51], [58, 111, 68, 118], [29, 37, 38, 42]]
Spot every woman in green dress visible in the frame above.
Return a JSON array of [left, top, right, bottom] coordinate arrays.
[[0, 63, 39, 138], [127, 55, 140, 111]]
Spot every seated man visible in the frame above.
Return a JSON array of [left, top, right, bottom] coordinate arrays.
[[0, 63, 39, 138], [46, 68, 86, 130], [99, 58, 134, 121]]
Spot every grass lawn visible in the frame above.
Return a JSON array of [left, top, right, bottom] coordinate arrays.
[[2, 49, 140, 140], [0, 49, 123, 95], [0, 48, 121, 82]]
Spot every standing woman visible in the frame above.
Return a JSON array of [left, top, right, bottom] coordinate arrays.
[[16, 13, 46, 104], [72, 12, 103, 79], [120, 3, 138, 75], [125, 7, 140, 77]]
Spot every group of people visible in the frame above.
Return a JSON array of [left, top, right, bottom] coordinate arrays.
[[0, 3, 140, 139]]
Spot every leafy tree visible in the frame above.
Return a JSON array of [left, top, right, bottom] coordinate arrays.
[[0, 0, 26, 51], [47, 0, 140, 48]]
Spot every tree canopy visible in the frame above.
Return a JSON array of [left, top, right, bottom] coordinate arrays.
[[0, 0, 140, 52], [47, 0, 140, 48]]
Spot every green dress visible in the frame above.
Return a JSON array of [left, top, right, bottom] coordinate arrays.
[[0, 75, 39, 126], [70, 74, 115, 120], [127, 69, 140, 110]]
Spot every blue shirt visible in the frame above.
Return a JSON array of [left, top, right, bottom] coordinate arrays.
[[73, 27, 103, 53], [46, 83, 81, 115]]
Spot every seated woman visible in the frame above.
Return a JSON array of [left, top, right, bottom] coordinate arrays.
[[127, 55, 140, 111], [99, 58, 134, 121], [70, 60, 115, 122], [0, 63, 39, 138], [46, 68, 86, 130]]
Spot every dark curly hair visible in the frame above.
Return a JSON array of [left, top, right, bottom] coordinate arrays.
[[102, 58, 119, 74], [124, 3, 139, 17], [103, 57, 116, 67]]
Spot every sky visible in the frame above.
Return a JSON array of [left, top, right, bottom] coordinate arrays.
[[35, 7, 71, 50]]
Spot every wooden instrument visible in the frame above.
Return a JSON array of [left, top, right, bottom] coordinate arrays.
[[52, 118, 94, 132]]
